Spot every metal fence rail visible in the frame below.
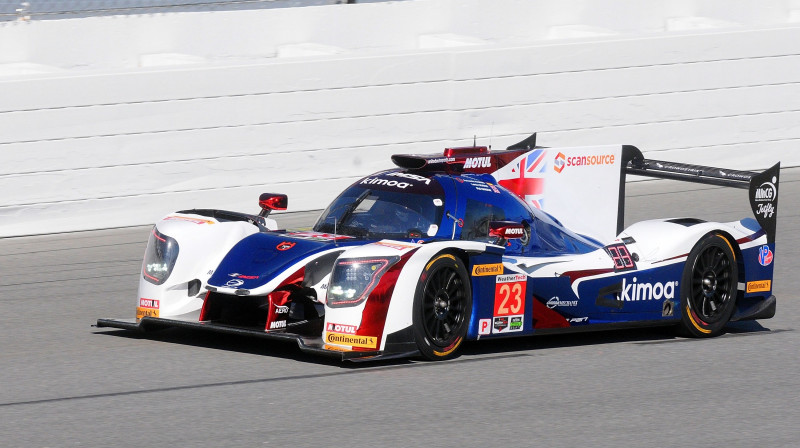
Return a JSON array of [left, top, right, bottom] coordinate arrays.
[[0, 0, 357, 21]]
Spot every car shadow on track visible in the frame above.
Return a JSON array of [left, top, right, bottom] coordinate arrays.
[[93, 320, 777, 369]]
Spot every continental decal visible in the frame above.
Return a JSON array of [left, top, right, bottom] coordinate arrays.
[[472, 263, 503, 276], [325, 332, 378, 349], [136, 307, 159, 319], [746, 280, 771, 293]]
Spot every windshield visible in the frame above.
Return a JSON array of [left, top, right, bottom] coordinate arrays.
[[314, 184, 444, 240]]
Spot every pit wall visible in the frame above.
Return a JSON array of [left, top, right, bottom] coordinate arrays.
[[1, 0, 798, 237]]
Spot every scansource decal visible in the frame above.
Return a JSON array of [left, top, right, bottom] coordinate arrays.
[[555, 152, 616, 173]]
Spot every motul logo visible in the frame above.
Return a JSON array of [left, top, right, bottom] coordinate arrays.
[[504, 227, 524, 235], [464, 157, 491, 169], [326, 322, 357, 334]]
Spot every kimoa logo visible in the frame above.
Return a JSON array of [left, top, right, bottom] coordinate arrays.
[[621, 277, 678, 301]]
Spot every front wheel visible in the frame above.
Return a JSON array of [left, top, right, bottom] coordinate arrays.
[[679, 233, 738, 337], [412, 253, 472, 360]]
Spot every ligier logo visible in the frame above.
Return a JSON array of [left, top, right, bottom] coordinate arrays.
[[621, 277, 678, 301], [554, 152, 566, 173], [758, 245, 773, 266]]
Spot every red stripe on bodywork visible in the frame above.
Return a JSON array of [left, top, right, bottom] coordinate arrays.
[[532, 299, 570, 329], [353, 250, 416, 351]]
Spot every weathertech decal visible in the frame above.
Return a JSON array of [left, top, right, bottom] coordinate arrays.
[[325, 332, 378, 349], [746, 280, 771, 293], [472, 263, 503, 276]]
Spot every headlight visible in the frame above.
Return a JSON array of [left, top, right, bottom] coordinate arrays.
[[142, 227, 180, 285], [326, 256, 400, 308]]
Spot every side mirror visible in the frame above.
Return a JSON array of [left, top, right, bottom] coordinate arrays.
[[258, 193, 288, 218], [489, 221, 525, 240]]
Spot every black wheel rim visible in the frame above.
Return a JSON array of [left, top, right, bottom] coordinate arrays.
[[689, 245, 733, 323], [422, 266, 467, 346]]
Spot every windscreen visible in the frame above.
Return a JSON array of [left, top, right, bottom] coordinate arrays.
[[314, 179, 444, 240]]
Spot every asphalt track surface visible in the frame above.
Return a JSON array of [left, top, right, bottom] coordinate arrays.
[[1, 168, 798, 447]]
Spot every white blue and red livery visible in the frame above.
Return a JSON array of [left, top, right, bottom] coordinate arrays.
[[98, 133, 780, 361]]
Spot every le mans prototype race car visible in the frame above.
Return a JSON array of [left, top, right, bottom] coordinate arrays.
[[97, 133, 780, 361]]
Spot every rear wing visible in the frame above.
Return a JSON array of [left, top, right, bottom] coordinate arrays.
[[621, 145, 780, 243]]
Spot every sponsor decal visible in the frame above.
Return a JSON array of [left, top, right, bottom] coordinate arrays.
[[425, 157, 455, 164], [746, 280, 771, 293], [492, 315, 523, 334], [504, 227, 524, 236], [269, 320, 286, 330], [139, 298, 160, 309], [276, 241, 296, 251], [225, 279, 244, 288], [478, 318, 491, 335], [288, 231, 353, 241], [136, 307, 159, 319], [387, 171, 432, 185], [546, 296, 578, 309], [620, 277, 678, 301], [163, 215, 215, 225], [228, 273, 259, 279], [136, 299, 160, 319], [554, 152, 566, 173], [568, 317, 589, 323], [488, 183, 500, 194], [758, 245, 773, 266], [473, 263, 503, 276], [494, 274, 526, 316], [325, 332, 378, 349], [493, 316, 509, 332], [754, 180, 777, 202], [274, 304, 289, 314], [464, 156, 491, 169], [754, 177, 778, 218], [433, 198, 443, 206], [326, 322, 357, 334], [374, 241, 418, 251]]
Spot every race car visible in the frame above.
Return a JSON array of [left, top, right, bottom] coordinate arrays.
[[97, 133, 780, 361]]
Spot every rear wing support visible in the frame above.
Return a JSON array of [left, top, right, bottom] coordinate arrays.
[[620, 146, 780, 243]]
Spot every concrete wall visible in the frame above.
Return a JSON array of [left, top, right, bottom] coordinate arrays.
[[1, 0, 798, 237]]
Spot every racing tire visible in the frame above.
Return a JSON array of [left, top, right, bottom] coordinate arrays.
[[679, 233, 738, 337], [412, 253, 472, 361]]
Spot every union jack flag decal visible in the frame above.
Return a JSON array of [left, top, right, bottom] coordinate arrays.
[[498, 149, 548, 209]]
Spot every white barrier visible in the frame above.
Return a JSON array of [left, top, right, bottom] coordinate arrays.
[[0, 0, 798, 237]]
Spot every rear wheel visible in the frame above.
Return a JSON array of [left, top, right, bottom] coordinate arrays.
[[679, 233, 738, 337], [412, 253, 472, 360]]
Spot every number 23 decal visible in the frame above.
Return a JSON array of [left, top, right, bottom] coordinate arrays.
[[494, 280, 526, 316]]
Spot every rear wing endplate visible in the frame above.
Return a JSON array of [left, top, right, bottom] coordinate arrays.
[[621, 146, 780, 243]]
